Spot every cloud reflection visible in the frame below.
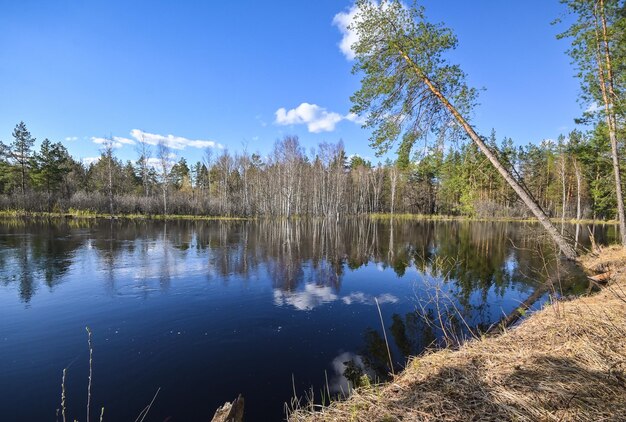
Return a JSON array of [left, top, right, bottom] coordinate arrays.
[[342, 292, 399, 305], [273, 284, 338, 311], [329, 351, 369, 393], [273, 284, 399, 311]]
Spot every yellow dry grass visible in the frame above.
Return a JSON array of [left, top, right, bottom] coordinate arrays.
[[290, 248, 626, 422]]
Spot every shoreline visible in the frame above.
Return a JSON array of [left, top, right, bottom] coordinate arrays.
[[288, 246, 626, 421], [0, 210, 619, 225]]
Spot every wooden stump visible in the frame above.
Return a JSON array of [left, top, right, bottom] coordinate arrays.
[[211, 394, 244, 422]]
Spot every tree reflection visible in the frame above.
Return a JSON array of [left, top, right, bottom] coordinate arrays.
[[0, 218, 600, 305], [0, 219, 84, 302]]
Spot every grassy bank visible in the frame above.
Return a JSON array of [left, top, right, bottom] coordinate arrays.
[[0, 209, 619, 225], [0, 209, 253, 221], [289, 247, 626, 421], [369, 212, 620, 225]]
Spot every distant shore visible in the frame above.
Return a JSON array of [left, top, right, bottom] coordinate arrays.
[[0, 209, 253, 221], [0, 209, 620, 225]]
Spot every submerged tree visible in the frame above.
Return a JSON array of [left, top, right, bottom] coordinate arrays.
[[349, 0, 578, 259]]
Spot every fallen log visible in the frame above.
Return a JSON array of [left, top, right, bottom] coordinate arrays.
[[487, 285, 548, 335], [587, 271, 613, 284]]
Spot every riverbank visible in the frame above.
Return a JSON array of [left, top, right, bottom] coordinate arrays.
[[370, 212, 620, 225], [289, 246, 626, 421], [0, 209, 252, 221], [0, 209, 619, 225]]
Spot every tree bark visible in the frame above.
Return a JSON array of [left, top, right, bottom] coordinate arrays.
[[211, 394, 244, 422], [574, 160, 582, 221], [597, 0, 626, 246]]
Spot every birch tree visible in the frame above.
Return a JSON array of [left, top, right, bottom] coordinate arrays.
[[157, 140, 173, 215], [101, 137, 115, 216], [135, 133, 152, 197]]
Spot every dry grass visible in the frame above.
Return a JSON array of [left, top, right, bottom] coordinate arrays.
[[290, 248, 626, 422]]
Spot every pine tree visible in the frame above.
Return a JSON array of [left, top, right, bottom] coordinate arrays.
[[558, 0, 626, 244], [31, 139, 70, 196], [10, 121, 36, 195]]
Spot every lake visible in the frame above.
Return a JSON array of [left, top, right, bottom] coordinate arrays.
[[0, 218, 614, 421]]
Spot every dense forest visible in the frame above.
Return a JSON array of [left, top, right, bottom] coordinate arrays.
[[0, 122, 622, 220], [0, 0, 624, 224]]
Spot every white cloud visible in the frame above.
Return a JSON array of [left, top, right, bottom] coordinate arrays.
[[82, 156, 100, 165], [146, 158, 161, 167], [91, 136, 135, 149], [116, 137, 135, 145], [92, 137, 123, 149], [146, 156, 176, 167], [65, 136, 78, 142], [345, 112, 367, 125], [585, 102, 602, 113], [347, 153, 372, 163], [333, 2, 405, 61], [129, 129, 223, 150], [333, 4, 360, 60], [274, 103, 365, 133]]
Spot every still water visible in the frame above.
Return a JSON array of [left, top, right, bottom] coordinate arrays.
[[0, 218, 614, 421]]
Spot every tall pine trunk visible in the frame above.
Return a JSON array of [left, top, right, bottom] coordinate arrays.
[[596, 0, 626, 246]]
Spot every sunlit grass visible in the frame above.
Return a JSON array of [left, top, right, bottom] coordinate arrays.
[[369, 212, 619, 225]]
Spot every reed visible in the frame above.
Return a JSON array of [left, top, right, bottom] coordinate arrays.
[[86, 327, 93, 422], [374, 298, 394, 376]]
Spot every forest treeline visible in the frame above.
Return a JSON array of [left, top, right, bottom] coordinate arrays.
[[1, 0, 624, 224], [0, 121, 621, 220]]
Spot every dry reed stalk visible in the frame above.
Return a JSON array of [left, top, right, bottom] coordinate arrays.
[[86, 326, 93, 422], [61, 368, 67, 422], [134, 387, 161, 422], [375, 297, 395, 376]]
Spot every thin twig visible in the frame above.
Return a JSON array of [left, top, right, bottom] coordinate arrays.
[[375, 297, 395, 376], [134, 387, 161, 422]]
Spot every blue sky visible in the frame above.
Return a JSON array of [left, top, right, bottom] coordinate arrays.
[[0, 0, 585, 165]]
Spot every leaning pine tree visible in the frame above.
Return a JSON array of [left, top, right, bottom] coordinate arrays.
[[349, 0, 578, 260]]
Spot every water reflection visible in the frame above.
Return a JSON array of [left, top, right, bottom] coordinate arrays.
[[0, 218, 614, 305], [0, 217, 616, 420], [0, 220, 83, 302]]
